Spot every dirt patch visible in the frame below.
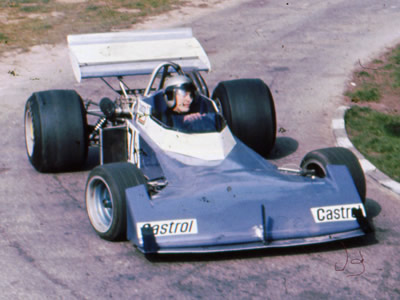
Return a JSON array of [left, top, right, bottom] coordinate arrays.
[[0, 0, 246, 54], [0, 0, 247, 93], [344, 46, 400, 115], [115, 8, 141, 14]]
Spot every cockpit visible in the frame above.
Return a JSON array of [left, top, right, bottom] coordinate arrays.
[[146, 90, 225, 134]]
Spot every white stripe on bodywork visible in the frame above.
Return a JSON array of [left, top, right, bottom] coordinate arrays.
[[140, 117, 236, 162]]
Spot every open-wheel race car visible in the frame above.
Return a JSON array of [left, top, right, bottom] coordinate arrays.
[[24, 28, 371, 254]]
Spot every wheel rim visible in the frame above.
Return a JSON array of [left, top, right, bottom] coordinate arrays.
[[24, 103, 35, 157], [213, 96, 224, 115], [86, 176, 114, 233]]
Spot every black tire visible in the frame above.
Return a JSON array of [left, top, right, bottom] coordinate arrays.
[[300, 147, 366, 203], [85, 162, 147, 241], [212, 79, 276, 156], [24, 90, 88, 172]]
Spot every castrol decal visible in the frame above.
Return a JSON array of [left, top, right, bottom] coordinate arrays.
[[311, 204, 366, 223], [137, 218, 198, 238]]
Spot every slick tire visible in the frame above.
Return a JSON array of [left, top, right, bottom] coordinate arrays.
[[85, 162, 146, 241], [212, 79, 276, 157], [24, 90, 88, 172], [300, 147, 366, 203]]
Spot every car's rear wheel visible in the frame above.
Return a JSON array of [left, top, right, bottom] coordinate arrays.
[[212, 79, 276, 157], [300, 147, 366, 203], [24, 90, 88, 172], [85, 162, 147, 241]]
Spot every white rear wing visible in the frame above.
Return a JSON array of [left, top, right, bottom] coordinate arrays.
[[67, 28, 211, 82]]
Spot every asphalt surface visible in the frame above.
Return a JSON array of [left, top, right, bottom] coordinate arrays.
[[1, 0, 400, 299]]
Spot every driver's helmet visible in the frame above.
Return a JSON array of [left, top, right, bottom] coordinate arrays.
[[164, 75, 197, 109]]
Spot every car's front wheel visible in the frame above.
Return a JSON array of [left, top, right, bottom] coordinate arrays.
[[85, 162, 147, 241], [300, 147, 366, 203]]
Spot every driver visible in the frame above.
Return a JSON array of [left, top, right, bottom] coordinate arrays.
[[163, 75, 217, 132], [164, 75, 202, 122]]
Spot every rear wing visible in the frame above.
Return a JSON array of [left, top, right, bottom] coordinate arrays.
[[67, 28, 211, 82]]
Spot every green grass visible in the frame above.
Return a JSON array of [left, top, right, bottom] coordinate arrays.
[[390, 46, 400, 64], [0, 33, 8, 43], [345, 44, 400, 182], [345, 106, 400, 182], [358, 70, 372, 78], [345, 83, 381, 102], [391, 69, 400, 88], [19, 5, 48, 12], [388, 46, 400, 88], [0, 0, 181, 54]]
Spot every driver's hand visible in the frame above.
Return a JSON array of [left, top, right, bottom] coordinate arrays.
[[183, 113, 204, 122]]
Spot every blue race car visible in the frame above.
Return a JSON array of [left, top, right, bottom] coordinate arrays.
[[24, 28, 370, 254]]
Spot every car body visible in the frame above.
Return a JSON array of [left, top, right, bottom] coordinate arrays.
[[24, 28, 371, 255]]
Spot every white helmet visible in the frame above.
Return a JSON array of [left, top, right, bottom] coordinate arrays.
[[164, 75, 196, 109]]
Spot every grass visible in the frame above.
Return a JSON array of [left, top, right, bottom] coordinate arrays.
[[0, 0, 181, 54], [345, 82, 381, 102], [345, 106, 400, 182], [0, 32, 8, 43], [345, 44, 400, 182]]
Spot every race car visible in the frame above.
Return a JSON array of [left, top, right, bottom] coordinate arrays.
[[24, 28, 371, 254]]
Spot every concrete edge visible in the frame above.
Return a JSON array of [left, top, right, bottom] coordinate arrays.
[[332, 105, 400, 196]]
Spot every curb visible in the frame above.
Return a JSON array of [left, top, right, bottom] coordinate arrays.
[[332, 106, 400, 196]]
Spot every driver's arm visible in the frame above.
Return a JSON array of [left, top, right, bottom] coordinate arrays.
[[183, 112, 204, 122]]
